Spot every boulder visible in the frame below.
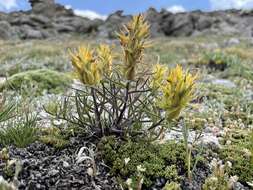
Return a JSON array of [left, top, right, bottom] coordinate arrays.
[[53, 16, 99, 33], [30, 14, 51, 25], [162, 13, 195, 36], [194, 14, 214, 31], [98, 10, 131, 38], [225, 38, 240, 46], [203, 76, 237, 88], [53, 23, 75, 33], [20, 25, 44, 39], [29, 0, 54, 8], [9, 14, 40, 27], [0, 21, 17, 40], [0, 12, 8, 21], [145, 8, 164, 37], [29, 0, 73, 17]]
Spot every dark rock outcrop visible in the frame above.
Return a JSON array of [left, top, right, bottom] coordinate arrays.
[[98, 10, 131, 38], [1, 0, 253, 40], [29, 0, 74, 17]]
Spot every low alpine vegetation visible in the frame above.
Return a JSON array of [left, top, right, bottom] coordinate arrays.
[[0, 11, 252, 190]]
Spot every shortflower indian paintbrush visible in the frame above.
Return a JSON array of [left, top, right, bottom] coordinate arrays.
[[151, 64, 168, 89], [69, 44, 114, 85], [96, 44, 114, 77], [117, 14, 150, 80], [69, 46, 101, 85], [158, 65, 197, 120]]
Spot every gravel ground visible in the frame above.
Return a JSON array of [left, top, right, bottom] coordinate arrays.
[[0, 136, 121, 190]]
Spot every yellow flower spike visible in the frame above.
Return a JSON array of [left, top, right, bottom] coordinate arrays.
[[151, 64, 168, 89], [69, 46, 102, 85], [158, 65, 197, 121], [96, 44, 114, 76], [117, 14, 150, 80]]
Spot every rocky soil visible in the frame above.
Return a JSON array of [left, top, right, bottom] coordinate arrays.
[[2, 0, 253, 40], [0, 137, 120, 190]]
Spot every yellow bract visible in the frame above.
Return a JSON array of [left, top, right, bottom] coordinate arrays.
[[69, 46, 101, 85], [70, 45, 113, 85], [117, 14, 150, 80], [96, 44, 113, 76], [151, 64, 168, 89], [158, 65, 197, 120], [69, 45, 114, 85]]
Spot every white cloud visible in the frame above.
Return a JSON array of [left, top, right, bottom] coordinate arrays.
[[64, 4, 72, 10], [210, 0, 253, 10], [64, 5, 107, 20], [74, 9, 107, 20], [0, 0, 17, 10], [167, 5, 186, 13]]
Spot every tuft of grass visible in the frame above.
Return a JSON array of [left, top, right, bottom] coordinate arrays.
[[0, 114, 37, 148], [0, 103, 15, 123]]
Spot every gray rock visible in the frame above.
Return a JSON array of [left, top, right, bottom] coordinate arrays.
[[226, 38, 240, 46], [234, 182, 250, 190], [41, 29, 58, 38], [29, 0, 55, 8], [98, 10, 131, 38], [0, 13, 8, 20], [210, 79, 236, 88], [195, 15, 213, 31], [9, 14, 38, 27], [0, 21, 15, 40], [53, 23, 75, 33], [20, 26, 44, 39], [163, 129, 221, 150], [59, 17, 96, 33], [29, 0, 73, 17], [145, 8, 165, 37], [30, 14, 51, 25], [162, 13, 195, 36], [202, 76, 237, 88]]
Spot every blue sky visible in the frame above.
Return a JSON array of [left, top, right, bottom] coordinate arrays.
[[1, 0, 253, 19], [57, 0, 209, 14]]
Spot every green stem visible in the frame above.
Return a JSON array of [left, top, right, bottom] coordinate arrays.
[[182, 120, 192, 182], [187, 146, 192, 182]]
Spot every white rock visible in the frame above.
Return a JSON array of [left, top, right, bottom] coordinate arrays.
[[226, 38, 240, 46], [210, 79, 236, 88]]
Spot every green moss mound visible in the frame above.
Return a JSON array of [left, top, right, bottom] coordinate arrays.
[[219, 130, 253, 184], [0, 69, 72, 95], [98, 136, 186, 188]]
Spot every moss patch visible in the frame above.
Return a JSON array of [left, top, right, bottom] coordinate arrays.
[[39, 127, 69, 149], [0, 69, 72, 95], [219, 129, 253, 184], [98, 136, 186, 188]]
